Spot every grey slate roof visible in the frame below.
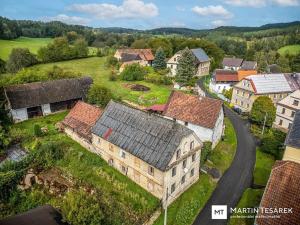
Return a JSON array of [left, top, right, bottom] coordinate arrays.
[[92, 101, 194, 171], [120, 53, 142, 62], [191, 48, 210, 62], [5, 77, 93, 109], [222, 57, 243, 67], [285, 110, 300, 149], [241, 61, 257, 70]]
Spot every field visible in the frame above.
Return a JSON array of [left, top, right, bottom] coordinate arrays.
[[0, 37, 52, 60], [278, 44, 300, 56], [30, 57, 172, 106]]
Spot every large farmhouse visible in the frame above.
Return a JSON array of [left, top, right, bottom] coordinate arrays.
[[4, 77, 92, 122], [91, 101, 202, 206], [167, 48, 210, 77], [163, 91, 224, 148]]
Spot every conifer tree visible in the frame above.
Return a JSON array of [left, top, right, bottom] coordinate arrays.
[[153, 47, 167, 70], [176, 48, 196, 85]]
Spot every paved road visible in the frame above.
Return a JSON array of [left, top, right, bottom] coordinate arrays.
[[193, 81, 256, 225]]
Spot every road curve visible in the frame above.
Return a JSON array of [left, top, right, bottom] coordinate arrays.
[[193, 82, 256, 225]]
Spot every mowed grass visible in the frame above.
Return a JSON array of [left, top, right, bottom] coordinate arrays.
[[0, 37, 52, 60], [207, 117, 237, 173], [31, 57, 172, 106], [229, 188, 264, 225], [253, 148, 275, 186], [278, 44, 300, 56]]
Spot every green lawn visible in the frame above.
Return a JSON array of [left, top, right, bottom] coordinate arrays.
[[153, 174, 216, 225], [253, 148, 275, 186], [8, 112, 159, 223], [278, 44, 300, 56], [229, 188, 264, 225], [30, 57, 172, 106], [207, 117, 237, 173], [0, 37, 52, 60]]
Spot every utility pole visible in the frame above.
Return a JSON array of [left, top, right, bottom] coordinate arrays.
[[164, 188, 168, 225], [262, 112, 268, 135]]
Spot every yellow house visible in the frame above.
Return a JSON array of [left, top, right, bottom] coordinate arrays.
[[283, 110, 300, 164], [91, 101, 203, 207]]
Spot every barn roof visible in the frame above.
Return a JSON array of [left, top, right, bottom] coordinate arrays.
[[5, 77, 92, 109], [191, 48, 210, 62], [163, 91, 223, 129], [62, 101, 103, 140], [91, 101, 193, 171], [117, 49, 154, 61], [120, 53, 142, 62]]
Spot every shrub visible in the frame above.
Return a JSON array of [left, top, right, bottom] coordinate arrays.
[[105, 55, 118, 67], [260, 129, 286, 159], [33, 124, 42, 137], [250, 96, 276, 127], [223, 88, 233, 100], [201, 142, 212, 165], [9, 128, 27, 144], [87, 85, 113, 107], [6, 48, 38, 73], [121, 63, 146, 81]]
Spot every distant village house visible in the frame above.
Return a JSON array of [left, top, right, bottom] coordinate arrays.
[[167, 48, 210, 77]]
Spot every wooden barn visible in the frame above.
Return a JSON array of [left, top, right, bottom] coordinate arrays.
[[4, 77, 93, 122]]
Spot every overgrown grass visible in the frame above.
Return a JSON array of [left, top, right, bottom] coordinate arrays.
[[253, 148, 275, 186], [0, 37, 52, 60], [26, 57, 172, 106], [153, 174, 216, 225], [229, 188, 264, 225], [8, 112, 159, 222], [278, 44, 300, 56], [207, 118, 237, 173]]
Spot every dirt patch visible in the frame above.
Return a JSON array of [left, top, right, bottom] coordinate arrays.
[[122, 83, 150, 92]]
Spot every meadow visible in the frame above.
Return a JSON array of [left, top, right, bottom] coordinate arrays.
[[30, 57, 172, 106], [278, 44, 300, 56], [0, 37, 52, 60]]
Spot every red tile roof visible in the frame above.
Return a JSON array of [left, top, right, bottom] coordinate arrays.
[[163, 91, 223, 129], [256, 161, 300, 225], [117, 49, 154, 61], [62, 101, 102, 140]]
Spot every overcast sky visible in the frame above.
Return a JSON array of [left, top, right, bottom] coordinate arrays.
[[1, 0, 300, 29]]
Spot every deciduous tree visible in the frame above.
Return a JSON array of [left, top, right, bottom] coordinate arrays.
[[6, 48, 37, 73], [250, 96, 276, 127]]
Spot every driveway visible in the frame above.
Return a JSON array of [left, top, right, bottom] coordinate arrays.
[[193, 81, 256, 225]]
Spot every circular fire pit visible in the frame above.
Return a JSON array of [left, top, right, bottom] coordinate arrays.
[[130, 84, 150, 91]]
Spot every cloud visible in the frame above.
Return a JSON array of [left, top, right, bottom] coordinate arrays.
[[43, 14, 90, 25], [68, 0, 158, 20], [175, 6, 185, 11], [192, 5, 233, 19], [225, 0, 299, 7], [211, 20, 227, 27]]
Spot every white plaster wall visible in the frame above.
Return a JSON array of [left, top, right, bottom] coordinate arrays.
[[42, 104, 51, 116], [209, 81, 232, 94], [211, 108, 224, 148], [11, 108, 28, 122]]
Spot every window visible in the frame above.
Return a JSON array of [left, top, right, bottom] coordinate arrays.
[[172, 167, 177, 177], [279, 119, 283, 125], [190, 141, 194, 150], [241, 101, 244, 106], [190, 168, 194, 177], [173, 118, 177, 122], [282, 108, 286, 114], [134, 158, 140, 168], [171, 183, 176, 193], [184, 121, 188, 126], [182, 159, 187, 169], [176, 149, 181, 160], [120, 150, 126, 159], [288, 123, 292, 129], [242, 91, 245, 96], [192, 153, 196, 162], [181, 175, 186, 184], [97, 138, 101, 144], [121, 165, 127, 174], [235, 99, 238, 104], [236, 90, 239, 94], [108, 158, 114, 165], [148, 166, 154, 176], [291, 111, 295, 118], [293, 100, 299, 106], [109, 143, 114, 152], [174, 57, 176, 62]]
